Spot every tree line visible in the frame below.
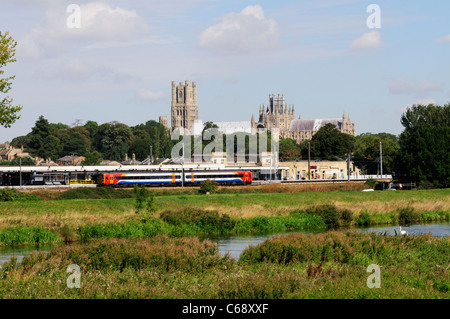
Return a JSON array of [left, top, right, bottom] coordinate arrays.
[[9, 116, 173, 165], [277, 103, 449, 188], [3, 102, 449, 189]]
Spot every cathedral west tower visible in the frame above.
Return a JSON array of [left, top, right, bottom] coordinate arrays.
[[171, 80, 198, 133]]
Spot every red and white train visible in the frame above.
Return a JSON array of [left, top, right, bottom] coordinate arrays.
[[98, 171, 252, 186]]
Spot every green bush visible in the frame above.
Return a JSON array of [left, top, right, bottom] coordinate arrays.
[[355, 211, 373, 226], [0, 226, 61, 246], [365, 178, 377, 189], [306, 204, 341, 229], [134, 185, 156, 221], [77, 220, 164, 242], [0, 188, 41, 202], [339, 209, 353, 227], [160, 208, 235, 234], [199, 179, 218, 194], [14, 236, 233, 274], [397, 207, 420, 225]]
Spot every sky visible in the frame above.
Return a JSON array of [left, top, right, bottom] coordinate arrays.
[[0, 0, 449, 142]]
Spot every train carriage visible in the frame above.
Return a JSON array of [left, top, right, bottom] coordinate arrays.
[[99, 172, 182, 186], [98, 171, 252, 186], [184, 171, 252, 185]]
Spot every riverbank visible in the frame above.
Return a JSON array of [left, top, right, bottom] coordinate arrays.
[[0, 231, 448, 299], [0, 188, 448, 246]]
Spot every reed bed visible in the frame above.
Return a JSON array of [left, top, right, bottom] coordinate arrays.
[[0, 232, 448, 299]]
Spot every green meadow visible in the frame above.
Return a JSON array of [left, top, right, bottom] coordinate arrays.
[[0, 232, 448, 299], [0, 187, 448, 299]]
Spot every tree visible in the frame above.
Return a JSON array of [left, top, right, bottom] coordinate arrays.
[[131, 121, 173, 160], [61, 131, 89, 156], [84, 121, 99, 138], [10, 157, 35, 166], [128, 129, 152, 161], [0, 32, 22, 128], [353, 133, 399, 174], [279, 138, 302, 161], [10, 135, 30, 149], [92, 122, 132, 161], [82, 151, 102, 166], [394, 103, 450, 188], [300, 123, 355, 160], [28, 116, 62, 159]]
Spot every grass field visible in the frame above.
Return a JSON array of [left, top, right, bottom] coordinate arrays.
[[0, 231, 448, 299], [0, 187, 449, 299], [0, 187, 448, 246]]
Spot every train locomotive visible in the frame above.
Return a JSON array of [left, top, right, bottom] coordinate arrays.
[[98, 170, 252, 186]]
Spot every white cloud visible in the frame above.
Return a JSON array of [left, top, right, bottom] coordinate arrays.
[[398, 98, 437, 114], [135, 89, 166, 102], [389, 79, 442, 95], [198, 5, 279, 54], [18, 2, 149, 59], [351, 31, 383, 50], [435, 34, 450, 43]]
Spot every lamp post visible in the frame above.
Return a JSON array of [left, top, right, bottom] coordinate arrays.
[[19, 157, 22, 189], [308, 141, 311, 181], [347, 153, 350, 181], [379, 141, 383, 178], [150, 145, 153, 165], [181, 142, 184, 187]]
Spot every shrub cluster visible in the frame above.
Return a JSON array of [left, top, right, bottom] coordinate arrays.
[[160, 208, 235, 234], [0, 226, 61, 246], [134, 185, 156, 222], [198, 179, 218, 194], [303, 204, 353, 229], [397, 207, 420, 225], [0, 188, 41, 202], [240, 231, 450, 267], [77, 220, 164, 242], [355, 211, 373, 226], [12, 236, 233, 275]]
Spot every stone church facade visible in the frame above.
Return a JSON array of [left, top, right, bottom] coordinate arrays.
[[159, 81, 356, 143], [252, 94, 356, 143], [169, 80, 198, 133]]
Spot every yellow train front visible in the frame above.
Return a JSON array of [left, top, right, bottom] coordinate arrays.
[[98, 171, 252, 186]]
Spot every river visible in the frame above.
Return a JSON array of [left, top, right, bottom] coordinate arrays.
[[210, 223, 450, 259], [0, 223, 449, 265]]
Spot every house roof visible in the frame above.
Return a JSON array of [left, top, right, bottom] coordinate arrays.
[[121, 159, 142, 165], [57, 155, 84, 162]]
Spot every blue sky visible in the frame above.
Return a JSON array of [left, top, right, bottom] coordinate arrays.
[[1, 0, 449, 142]]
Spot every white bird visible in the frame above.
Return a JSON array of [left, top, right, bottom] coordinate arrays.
[[398, 226, 408, 236]]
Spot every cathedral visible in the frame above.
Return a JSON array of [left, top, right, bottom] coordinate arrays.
[[168, 80, 198, 133], [159, 81, 356, 143], [251, 94, 356, 143]]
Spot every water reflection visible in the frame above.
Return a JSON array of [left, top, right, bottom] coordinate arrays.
[[210, 223, 450, 260], [356, 223, 450, 237], [0, 245, 54, 266], [1, 224, 449, 265]]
